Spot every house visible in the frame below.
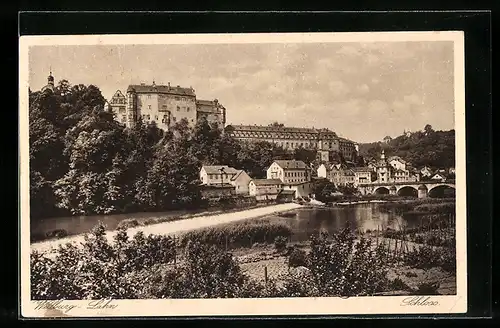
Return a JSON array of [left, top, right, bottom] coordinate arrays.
[[388, 156, 407, 171], [200, 184, 236, 199], [266, 160, 311, 184], [374, 150, 419, 183], [229, 170, 252, 195], [200, 165, 240, 185], [330, 165, 355, 186], [351, 167, 372, 186], [249, 179, 283, 201], [282, 181, 314, 199], [430, 172, 448, 182], [277, 190, 296, 203], [420, 166, 433, 178], [317, 163, 330, 179]]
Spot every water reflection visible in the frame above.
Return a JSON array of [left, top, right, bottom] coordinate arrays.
[[32, 203, 420, 243], [31, 208, 201, 237], [277, 203, 418, 242]]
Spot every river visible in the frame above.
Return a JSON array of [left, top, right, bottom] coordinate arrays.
[[31, 202, 417, 244], [272, 202, 420, 242]]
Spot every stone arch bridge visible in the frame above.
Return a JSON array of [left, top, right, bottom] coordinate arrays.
[[357, 180, 456, 198]]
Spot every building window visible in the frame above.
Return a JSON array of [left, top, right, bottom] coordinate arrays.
[[147, 95, 151, 99], [155, 115, 158, 121], [148, 105, 151, 110], [186, 107, 190, 112], [177, 106, 180, 111], [147, 114, 150, 120]]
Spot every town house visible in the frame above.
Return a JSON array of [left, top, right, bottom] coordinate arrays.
[[249, 179, 283, 201], [351, 167, 373, 186], [267, 160, 311, 184], [200, 165, 240, 186], [229, 170, 252, 195]]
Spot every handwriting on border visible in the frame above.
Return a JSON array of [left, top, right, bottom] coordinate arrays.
[[34, 298, 118, 314], [401, 296, 439, 306]]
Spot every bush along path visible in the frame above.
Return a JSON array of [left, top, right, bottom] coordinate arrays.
[[31, 224, 415, 299]]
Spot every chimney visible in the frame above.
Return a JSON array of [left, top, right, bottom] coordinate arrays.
[[168, 82, 171, 89]]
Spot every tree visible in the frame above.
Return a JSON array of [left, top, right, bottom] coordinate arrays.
[[424, 124, 434, 135], [358, 128, 454, 169], [293, 146, 317, 165], [312, 179, 337, 203], [269, 122, 284, 127]]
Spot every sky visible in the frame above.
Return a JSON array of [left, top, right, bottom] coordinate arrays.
[[29, 41, 455, 143]]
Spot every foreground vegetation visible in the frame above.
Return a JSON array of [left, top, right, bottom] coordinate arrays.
[[31, 215, 456, 299]]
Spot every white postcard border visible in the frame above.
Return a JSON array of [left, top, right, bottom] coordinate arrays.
[[19, 31, 467, 317]]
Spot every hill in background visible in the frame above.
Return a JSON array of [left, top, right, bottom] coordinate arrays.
[[358, 125, 455, 170]]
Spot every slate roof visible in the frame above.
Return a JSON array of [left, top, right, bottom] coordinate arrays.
[[251, 179, 283, 186], [343, 169, 355, 176], [225, 124, 342, 141], [201, 165, 240, 175], [201, 183, 234, 189], [230, 170, 249, 181], [351, 167, 372, 172], [126, 84, 196, 97], [388, 156, 407, 164], [273, 160, 308, 170]]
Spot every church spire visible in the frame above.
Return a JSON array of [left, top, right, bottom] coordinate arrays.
[[47, 67, 54, 86]]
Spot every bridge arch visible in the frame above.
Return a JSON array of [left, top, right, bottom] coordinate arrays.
[[397, 185, 418, 197], [373, 186, 390, 195], [428, 184, 456, 198]]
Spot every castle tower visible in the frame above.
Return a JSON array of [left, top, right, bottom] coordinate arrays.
[[126, 86, 137, 128]]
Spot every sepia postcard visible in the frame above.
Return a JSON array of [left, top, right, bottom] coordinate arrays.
[[19, 31, 467, 318]]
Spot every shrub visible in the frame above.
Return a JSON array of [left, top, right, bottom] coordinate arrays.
[[307, 229, 390, 297], [414, 282, 440, 295], [403, 245, 456, 273], [274, 236, 288, 253], [388, 277, 411, 291], [404, 271, 418, 278], [135, 240, 248, 298], [30, 223, 176, 300], [288, 248, 308, 268], [116, 219, 141, 229], [179, 219, 292, 249], [414, 202, 455, 215]]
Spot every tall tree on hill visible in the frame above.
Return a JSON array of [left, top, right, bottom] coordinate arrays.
[[293, 146, 317, 165]]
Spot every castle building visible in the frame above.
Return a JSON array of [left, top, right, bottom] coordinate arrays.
[[225, 124, 358, 161], [108, 81, 226, 131]]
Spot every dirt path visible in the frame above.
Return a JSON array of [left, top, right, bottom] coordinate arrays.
[[30, 203, 303, 254]]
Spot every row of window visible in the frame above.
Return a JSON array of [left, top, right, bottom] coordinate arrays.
[[284, 171, 305, 177], [112, 98, 126, 104], [140, 103, 192, 112], [208, 174, 233, 180], [144, 94, 192, 102]]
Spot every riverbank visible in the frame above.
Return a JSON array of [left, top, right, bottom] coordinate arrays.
[[30, 202, 303, 254], [30, 200, 286, 243]]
